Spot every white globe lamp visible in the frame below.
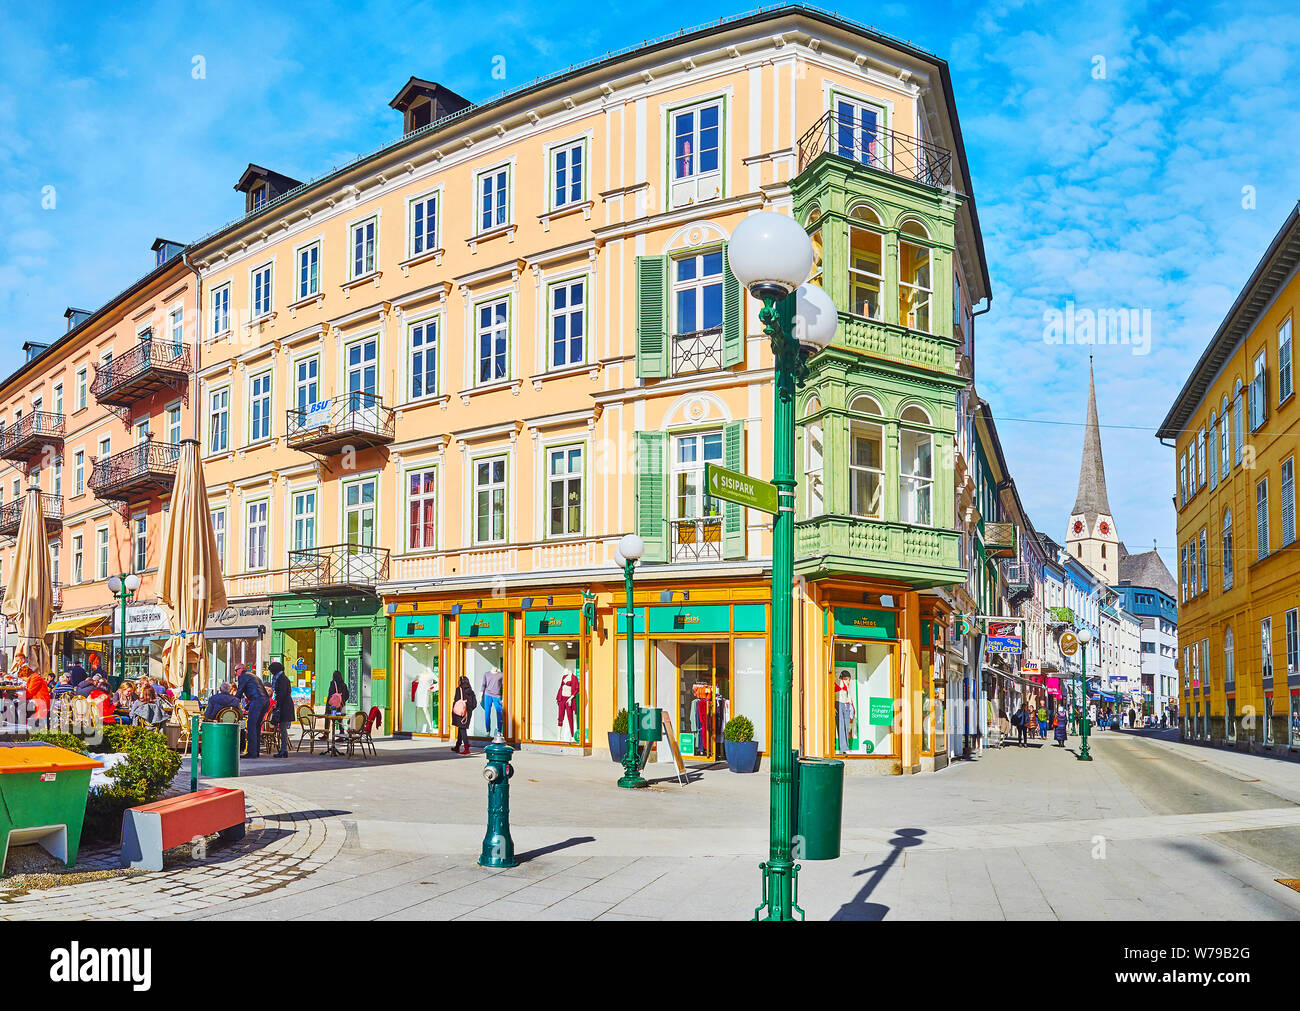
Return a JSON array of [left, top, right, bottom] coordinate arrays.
[[794, 283, 838, 350], [618, 533, 645, 562], [727, 212, 814, 302]]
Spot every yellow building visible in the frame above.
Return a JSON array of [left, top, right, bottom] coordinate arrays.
[[5, 9, 992, 772], [1159, 204, 1300, 752]]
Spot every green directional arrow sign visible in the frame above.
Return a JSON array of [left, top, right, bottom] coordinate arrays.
[[705, 462, 780, 515]]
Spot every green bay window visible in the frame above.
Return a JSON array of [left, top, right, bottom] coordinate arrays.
[[849, 395, 884, 518], [899, 405, 934, 525], [848, 206, 884, 319], [898, 220, 933, 333]]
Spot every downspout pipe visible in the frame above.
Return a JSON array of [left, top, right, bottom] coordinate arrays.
[[181, 250, 202, 442]]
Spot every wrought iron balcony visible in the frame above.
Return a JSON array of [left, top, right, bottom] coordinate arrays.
[[0, 492, 64, 538], [1002, 561, 1032, 606], [0, 412, 65, 463], [88, 441, 180, 502], [671, 517, 723, 563], [671, 328, 724, 376], [286, 392, 395, 456], [90, 335, 192, 407], [797, 111, 953, 189], [288, 543, 390, 595]]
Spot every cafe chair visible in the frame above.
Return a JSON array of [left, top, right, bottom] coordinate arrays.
[[295, 704, 328, 753]]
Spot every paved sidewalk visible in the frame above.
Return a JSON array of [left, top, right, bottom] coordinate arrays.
[[7, 730, 1300, 920]]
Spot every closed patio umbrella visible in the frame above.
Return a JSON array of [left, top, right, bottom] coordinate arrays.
[[158, 439, 227, 694], [1, 487, 53, 677]]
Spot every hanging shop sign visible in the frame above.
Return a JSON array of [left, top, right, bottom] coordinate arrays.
[[523, 609, 581, 636], [394, 614, 441, 638], [704, 463, 779, 515], [1059, 632, 1079, 657], [985, 620, 1022, 655], [833, 607, 897, 640], [457, 611, 505, 638], [302, 399, 332, 429]]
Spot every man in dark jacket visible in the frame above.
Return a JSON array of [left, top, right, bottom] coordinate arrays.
[[203, 682, 241, 720], [234, 664, 271, 758], [268, 661, 294, 758]]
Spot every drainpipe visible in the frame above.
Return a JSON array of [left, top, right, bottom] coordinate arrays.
[[181, 251, 202, 442]]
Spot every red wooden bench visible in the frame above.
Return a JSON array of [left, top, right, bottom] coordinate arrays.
[[119, 787, 246, 871]]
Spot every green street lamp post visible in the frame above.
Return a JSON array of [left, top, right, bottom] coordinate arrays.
[[615, 532, 647, 790], [1076, 626, 1093, 761], [729, 212, 838, 921], [108, 572, 141, 686]]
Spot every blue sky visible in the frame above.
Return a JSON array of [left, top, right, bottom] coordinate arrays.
[[2, 0, 1298, 574]]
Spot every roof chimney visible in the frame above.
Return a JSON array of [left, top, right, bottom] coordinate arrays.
[[389, 78, 472, 135]]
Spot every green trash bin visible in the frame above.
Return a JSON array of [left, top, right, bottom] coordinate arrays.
[[636, 706, 663, 742], [200, 721, 241, 778], [794, 756, 844, 861], [0, 742, 103, 872]]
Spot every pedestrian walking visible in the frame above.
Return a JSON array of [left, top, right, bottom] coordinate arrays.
[[1054, 705, 1068, 747], [1016, 702, 1030, 746], [1128, 706, 1136, 728], [451, 675, 477, 754], [268, 661, 294, 758], [1036, 704, 1048, 740]]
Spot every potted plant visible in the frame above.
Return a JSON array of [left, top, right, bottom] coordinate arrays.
[[723, 715, 759, 773], [608, 708, 629, 763]]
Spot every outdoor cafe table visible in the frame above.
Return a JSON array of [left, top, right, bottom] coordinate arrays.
[[320, 714, 347, 757]]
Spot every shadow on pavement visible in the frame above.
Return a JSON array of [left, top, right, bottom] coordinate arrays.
[[829, 827, 925, 921], [515, 835, 596, 863]]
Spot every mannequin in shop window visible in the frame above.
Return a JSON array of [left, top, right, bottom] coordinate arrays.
[[834, 671, 855, 752], [556, 670, 579, 741]]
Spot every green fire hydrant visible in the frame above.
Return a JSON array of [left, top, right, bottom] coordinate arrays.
[[478, 734, 518, 868]]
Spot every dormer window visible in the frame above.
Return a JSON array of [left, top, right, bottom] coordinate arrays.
[[250, 184, 268, 210], [409, 98, 433, 132]]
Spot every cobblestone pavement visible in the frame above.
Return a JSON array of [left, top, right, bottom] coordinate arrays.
[[6, 729, 1300, 920]]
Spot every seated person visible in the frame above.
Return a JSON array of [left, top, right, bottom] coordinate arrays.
[[129, 684, 170, 728], [75, 672, 110, 698], [112, 681, 137, 718], [203, 682, 242, 721], [85, 683, 116, 724], [50, 673, 75, 698]]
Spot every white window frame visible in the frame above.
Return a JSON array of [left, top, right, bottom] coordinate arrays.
[[72, 534, 83, 585], [667, 96, 724, 209], [349, 215, 378, 280], [1280, 316, 1293, 403], [208, 385, 230, 455], [95, 525, 109, 581], [295, 239, 321, 300], [1222, 509, 1233, 590], [245, 498, 269, 571], [76, 368, 88, 411], [548, 138, 587, 211], [472, 453, 509, 546], [169, 306, 184, 345], [291, 487, 318, 552], [1284, 456, 1296, 547], [475, 164, 512, 234], [211, 283, 232, 337], [545, 444, 584, 538], [1257, 476, 1270, 560], [211, 506, 226, 567], [132, 511, 147, 573], [473, 296, 511, 386], [248, 370, 273, 444], [408, 315, 440, 401], [294, 354, 320, 413], [405, 466, 438, 552], [547, 276, 587, 369], [407, 189, 441, 258]]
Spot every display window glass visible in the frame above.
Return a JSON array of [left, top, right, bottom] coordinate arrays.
[[732, 637, 768, 752], [1265, 696, 1275, 744], [1226, 698, 1236, 741], [400, 642, 439, 734], [204, 638, 260, 695], [463, 640, 505, 738], [1290, 689, 1300, 747], [831, 639, 895, 757], [528, 640, 581, 744]]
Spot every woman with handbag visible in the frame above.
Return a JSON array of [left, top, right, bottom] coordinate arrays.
[[451, 675, 477, 754]]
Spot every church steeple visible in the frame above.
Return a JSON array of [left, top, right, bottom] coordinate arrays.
[[1066, 356, 1118, 581], [1072, 357, 1112, 519]]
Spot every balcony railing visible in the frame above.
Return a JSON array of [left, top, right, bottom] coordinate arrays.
[[286, 392, 395, 456], [671, 517, 723, 563], [1002, 561, 1032, 605], [0, 411, 65, 463], [798, 111, 954, 188], [90, 336, 192, 407], [88, 441, 180, 501], [288, 544, 390, 594], [0, 492, 64, 538], [671, 328, 724, 376]]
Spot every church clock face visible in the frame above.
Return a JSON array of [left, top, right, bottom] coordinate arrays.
[[1099, 520, 1111, 535], [1072, 520, 1084, 534]]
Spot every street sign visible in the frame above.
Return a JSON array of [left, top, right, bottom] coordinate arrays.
[[705, 463, 779, 515], [1060, 632, 1079, 657]]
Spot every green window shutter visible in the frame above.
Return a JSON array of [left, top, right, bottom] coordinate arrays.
[[722, 420, 746, 558], [635, 256, 669, 378], [635, 431, 668, 563], [721, 242, 744, 367]]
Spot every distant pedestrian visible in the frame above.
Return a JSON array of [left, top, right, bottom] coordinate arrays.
[[1036, 704, 1048, 740], [1054, 706, 1068, 747], [268, 661, 294, 758], [451, 675, 477, 755], [1128, 706, 1136, 728], [1016, 702, 1030, 746]]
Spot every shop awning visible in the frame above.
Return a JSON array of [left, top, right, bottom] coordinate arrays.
[[46, 613, 110, 635]]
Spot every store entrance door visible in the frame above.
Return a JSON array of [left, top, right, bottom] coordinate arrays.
[[677, 641, 729, 760], [342, 627, 371, 714]]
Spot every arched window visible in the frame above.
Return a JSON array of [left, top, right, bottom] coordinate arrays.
[[848, 206, 883, 320], [1223, 627, 1235, 687], [1233, 379, 1244, 465], [898, 220, 932, 333], [808, 208, 823, 289], [804, 396, 824, 518], [1220, 396, 1230, 471], [1222, 508, 1234, 590], [849, 393, 883, 518], [899, 404, 933, 525]]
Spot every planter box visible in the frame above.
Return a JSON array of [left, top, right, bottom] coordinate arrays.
[[724, 739, 759, 773], [608, 732, 629, 762]]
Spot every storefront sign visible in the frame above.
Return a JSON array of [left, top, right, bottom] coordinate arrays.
[[704, 462, 779, 515], [209, 603, 272, 626], [120, 604, 167, 636], [868, 697, 894, 726], [733, 604, 767, 634], [615, 609, 644, 635], [832, 607, 896, 640], [457, 611, 504, 638], [648, 604, 731, 636], [524, 609, 581, 636], [394, 614, 441, 638]]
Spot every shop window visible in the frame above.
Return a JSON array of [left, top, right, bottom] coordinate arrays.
[[832, 639, 895, 757], [1291, 689, 1300, 748], [529, 639, 581, 744], [399, 641, 439, 735], [463, 639, 505, 739], [733, 637, 768, 752], [1227, 698, 1236, 741], [1265, 696, 1275, 745]]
